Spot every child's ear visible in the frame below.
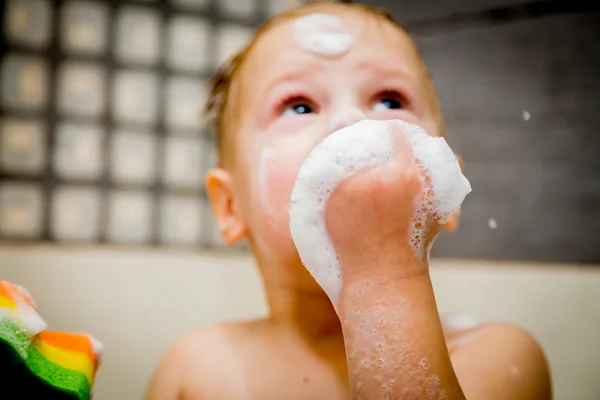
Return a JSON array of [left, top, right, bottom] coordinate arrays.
[[205, 168, 247, 244], [444, 155, 465, 232]]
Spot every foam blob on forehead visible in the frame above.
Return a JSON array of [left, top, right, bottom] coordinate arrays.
[[288, 120, 471, 307], [293, 13, 356, 56]]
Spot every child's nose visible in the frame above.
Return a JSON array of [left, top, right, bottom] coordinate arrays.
[[329, 107, 366, 133]]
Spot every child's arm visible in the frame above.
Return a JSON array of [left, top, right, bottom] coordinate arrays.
[[338, 265, 465, 399], [339, 271, 552, 399], [325, 159, 466, 399], [325, 155, 550, 399]]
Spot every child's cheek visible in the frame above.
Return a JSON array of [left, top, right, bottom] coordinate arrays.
[[256, 137, 314, 242]]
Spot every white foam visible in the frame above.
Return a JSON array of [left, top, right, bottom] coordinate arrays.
[[441, 313, 479, 331], [0, 282, 47, 336], [292, 13, 355, 56], [15, 284, 38, 310], [0, 309, 47, 336], [87, 334, 104, 366], [406, 122, 472, 252], [289, 120, 471, 307]]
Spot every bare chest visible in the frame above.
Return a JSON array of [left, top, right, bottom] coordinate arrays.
[[241, 362, 350, 400], [215, 341, 350, 400]]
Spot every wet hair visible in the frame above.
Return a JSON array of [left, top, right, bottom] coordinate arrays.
[[203, 1, 444, 166]]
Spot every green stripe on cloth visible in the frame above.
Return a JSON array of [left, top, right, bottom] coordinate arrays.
[[27, 346, 91, 400]]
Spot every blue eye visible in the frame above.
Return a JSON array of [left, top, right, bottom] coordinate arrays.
[[283, 103, 314, 116], [374, 97, 403, 111]]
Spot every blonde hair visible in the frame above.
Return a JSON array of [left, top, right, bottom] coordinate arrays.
[[204, 1, 445, 166]]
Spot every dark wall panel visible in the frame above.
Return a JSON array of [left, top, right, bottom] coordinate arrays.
[[365, 1, 600, 262], [370, 0, 531, 23]]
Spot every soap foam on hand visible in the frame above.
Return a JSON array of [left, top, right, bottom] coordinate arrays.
[[288, 120, 471, 308]]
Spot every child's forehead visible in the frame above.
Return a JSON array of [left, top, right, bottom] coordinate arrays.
[[242, 7, 422, 80]]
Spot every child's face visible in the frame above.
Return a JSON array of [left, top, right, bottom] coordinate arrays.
[[217, 9, 441, 263]]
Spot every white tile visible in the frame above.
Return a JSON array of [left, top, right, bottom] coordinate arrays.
[[0, 183, 43, 238], [162, 136, 203, 190], [115, 7, 161, 65], [165, 77, 207, 131], [218, 0, 257, 19], [58, 62, 106, 118], [53, 122, 103, 180], [4, 0, 52, 48], [159, 194, 202, 245], [167, 16, 210, 73], [1, 54, 48, 110], [0, 118, 46, 174], [172, 0, 209, 11], [107, 190, 153, 244], [110, 129, 156, 185], [51, 186, 101, 241], [112, 70, 159, 126], [215, 24, 253, 67], [61, 1, 108, 55]]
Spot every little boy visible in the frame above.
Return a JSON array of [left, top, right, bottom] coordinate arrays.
[[146, 2, 551, 399]]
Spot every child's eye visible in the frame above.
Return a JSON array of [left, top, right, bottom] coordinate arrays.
[[373, 96, 403, 112], [283, 102, 315, 117]]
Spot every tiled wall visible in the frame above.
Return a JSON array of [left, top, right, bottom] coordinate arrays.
[[0, 0, 293, 248], [6, 0, 596, 262]]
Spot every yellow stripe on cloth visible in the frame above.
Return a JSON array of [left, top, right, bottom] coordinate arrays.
[[35, 340, 96, 385], [0, 297, 17, 309]]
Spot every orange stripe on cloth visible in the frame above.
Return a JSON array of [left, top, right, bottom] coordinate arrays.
[[33, 336, 96, 386], [0, 281, 37, 310], [37, 331, 97, 364]]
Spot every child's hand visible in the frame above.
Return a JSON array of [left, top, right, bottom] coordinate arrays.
[[324, 132, 466, 399], [325, 125, 441, 282]]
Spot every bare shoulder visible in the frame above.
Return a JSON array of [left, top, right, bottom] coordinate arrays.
[[145, 323, 250, 400], [449, 322, 552, 400]]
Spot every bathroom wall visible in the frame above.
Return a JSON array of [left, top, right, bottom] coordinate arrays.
[[363, 0, 600, 263], [0, 0, 271, 249]]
